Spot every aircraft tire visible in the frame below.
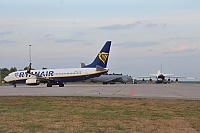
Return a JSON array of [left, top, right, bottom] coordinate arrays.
[[103, 82, 108, 85], [59, 83, 64, 87], [47, 83, 52, 87]]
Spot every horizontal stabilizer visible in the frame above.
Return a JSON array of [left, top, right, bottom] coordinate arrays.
[[96, 65, 106, 71], [81, 63, 86, 68]]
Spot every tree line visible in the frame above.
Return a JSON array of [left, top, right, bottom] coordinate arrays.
[[0, 67, 17, 81]]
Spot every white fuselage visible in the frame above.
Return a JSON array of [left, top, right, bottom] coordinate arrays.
[[4, 68, 108, 84]]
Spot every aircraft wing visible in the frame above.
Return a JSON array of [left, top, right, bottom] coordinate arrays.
[[91, 75, 121, 83], [163, 74, 174, 77], [96, 76, 131, 83], [30, 74, 51, 80], [104, 76, 120, 82], [138, 75, 157, 79], [27, 72, 53, 84], [165, 75, 195, 79], [148, 74, 158, 77], [26, 63, 53, 82], [110, 77, 123, 82]]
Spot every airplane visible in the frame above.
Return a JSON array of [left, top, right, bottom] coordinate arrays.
[[4, 41, 112, 87], [90, 73, 133, 84], [139, 64, 195, 84], [81, 63, 133, 84]]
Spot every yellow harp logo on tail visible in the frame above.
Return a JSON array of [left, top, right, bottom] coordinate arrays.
[[98, 52, 109, 64]]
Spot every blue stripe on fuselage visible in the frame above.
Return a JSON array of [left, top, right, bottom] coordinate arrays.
[[52, 72, 103, 82]]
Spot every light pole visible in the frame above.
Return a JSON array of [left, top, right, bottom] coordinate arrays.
[[29, 45, 32, 63]]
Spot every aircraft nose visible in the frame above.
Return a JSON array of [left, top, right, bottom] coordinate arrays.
[[4, 76, 10, 82]]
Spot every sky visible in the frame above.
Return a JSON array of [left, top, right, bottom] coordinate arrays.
[[0, 0, 200, 81]]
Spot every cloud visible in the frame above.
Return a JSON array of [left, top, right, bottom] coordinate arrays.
[[0, 31, 12, 36], [115, 41, 160, 47], [44, 34, 54, 38], [146, 23, 167, 28], [54, 38, 85, 44], [98, 21, 166, 30], [0, 40, 16, 44], [53, 38, 82, 43], [98, 21, 142, 30], [167, 37, 196, 41], [164, 45, 199, 54]]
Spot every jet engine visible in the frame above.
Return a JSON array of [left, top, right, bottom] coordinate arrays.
[[26, 79, 40, 85]]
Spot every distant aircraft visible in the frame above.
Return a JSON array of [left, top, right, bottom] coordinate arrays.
[[81, 63, 133, 84], [90, 73, 133, 84], [139, 64, 195, 83], [4, 41, 112, 87]]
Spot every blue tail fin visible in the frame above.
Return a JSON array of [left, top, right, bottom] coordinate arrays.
[[84, 41, 111, 68]]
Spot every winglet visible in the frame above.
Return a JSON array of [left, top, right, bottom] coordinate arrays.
[[27, 63, 32, 73]]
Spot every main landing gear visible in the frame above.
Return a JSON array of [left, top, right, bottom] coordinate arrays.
[[47, 82, 64, 87], [59, 83, 64, 87], [47, 83, 52, 87], [13, 84, 16, 88]]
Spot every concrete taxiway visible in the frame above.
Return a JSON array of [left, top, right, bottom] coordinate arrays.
[[0, 83, 200, 100]]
